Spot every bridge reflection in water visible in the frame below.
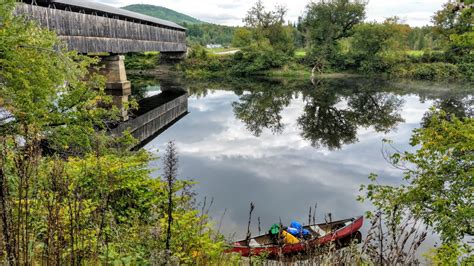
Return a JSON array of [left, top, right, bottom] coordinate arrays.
[[111, 82, 188, 148]]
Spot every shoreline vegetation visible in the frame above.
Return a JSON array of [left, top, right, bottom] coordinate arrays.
[[1, 0, 473, 264], [170, 0, 472, 82]]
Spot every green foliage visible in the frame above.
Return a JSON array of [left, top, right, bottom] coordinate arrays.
[[424, 242, 474, 265], [390, 62, 461, 80], [334, 18, 410, 73], [361, 110, 473, 244], [232, 27, 253, 47], [0, 1, 226, 264], [407, 26, 444, 51], [181, 1, 296, 78], [230, 41, 290, 76], [188, 44, 209, 60], [122, 4, 236, 46], [242, 0, 296, 56], [160, 208, 225, 263], [349, 22, 400, 72], [125, 52, 159, 70], [0, 0, 113, 154], [185, 23, 236, 46], [432, 1, 473, 62], [303, 0, 366, 69]]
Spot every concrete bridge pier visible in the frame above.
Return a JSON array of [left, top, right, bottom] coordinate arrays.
[[100, 55, 131, 121]]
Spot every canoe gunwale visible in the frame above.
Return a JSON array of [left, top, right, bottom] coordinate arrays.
[[228, 216, 363, 257]]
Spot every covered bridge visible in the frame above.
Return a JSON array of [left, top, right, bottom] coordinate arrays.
[[15, 0, 187, 54], [15, 0, 188, 121]]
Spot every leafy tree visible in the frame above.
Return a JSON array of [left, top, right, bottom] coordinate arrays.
[[361, 110, 473, 244], [185, 23, 236, 46], [298, 87, 358, 150], [243, 0, 286, 29], [349, 19, 410, 72], [298, 85, 404, 150], [242, 0, 295, 55], [303, 0, 366, 70], [230, 40, 289, 76], [0, 1, 226, 264], [432, 0, 473, 61], [0, 0, 111, 155], [232, 28, 253, 47]]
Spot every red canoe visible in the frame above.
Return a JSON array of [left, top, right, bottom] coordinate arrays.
[[227, 216, 363, 258]]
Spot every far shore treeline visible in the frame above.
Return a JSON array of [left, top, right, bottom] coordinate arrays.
[[159, 0, 472, 81]]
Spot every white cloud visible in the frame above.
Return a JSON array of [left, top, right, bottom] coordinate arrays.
[[95, 0, 446, 26]]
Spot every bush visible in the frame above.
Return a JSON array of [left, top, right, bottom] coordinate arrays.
[[458, 62, 474, 81], [125, 52, 159, 70], [187, 44, 208, 60], [390, 62, 461, 80], [420, 50, 446, 63], [229, 41, 289, 76]]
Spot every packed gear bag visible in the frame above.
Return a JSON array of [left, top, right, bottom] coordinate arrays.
[[288, 221, 311, 237], [281, 230, 300, 244], [269, 224, 280, 235]]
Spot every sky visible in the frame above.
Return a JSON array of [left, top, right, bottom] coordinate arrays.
[[96, 0, 446, 27]]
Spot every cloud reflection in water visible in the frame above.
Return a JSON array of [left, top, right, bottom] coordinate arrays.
[[143, 77, 472, 240]]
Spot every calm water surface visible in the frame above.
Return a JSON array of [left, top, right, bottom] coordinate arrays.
[[132, 76, 473, 241]]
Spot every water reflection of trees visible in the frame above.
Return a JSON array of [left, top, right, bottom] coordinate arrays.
[[422, 96, 473, 127], [132, 75, 472, 151], [231, 84, 295, 136], [299, 87, 404, 150], [128, 74, 159, 101], [298, 87, 359, 150], [232, 79, 405, 150]]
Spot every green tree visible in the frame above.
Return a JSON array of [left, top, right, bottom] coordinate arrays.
[[361, 110, 473, 244], [349, 19, 409, 72], [0, 1, 226, 264], [432, 0, 473, 61], [242, 0, 295, 55], [303, 0, 366, 70], [232, 27, 253, 47]]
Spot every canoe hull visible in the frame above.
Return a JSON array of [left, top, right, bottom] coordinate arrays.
[[227, 216, 363, 258]]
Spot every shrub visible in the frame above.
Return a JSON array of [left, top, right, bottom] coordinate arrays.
[[390, 62, 461, 80], [229, 41, 289, 76], [125, 52, 159, 70], [458, 62, 474, 81], [187, 44, 208, 60]]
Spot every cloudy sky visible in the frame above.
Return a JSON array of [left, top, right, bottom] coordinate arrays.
[[97, 0, 446, 27]]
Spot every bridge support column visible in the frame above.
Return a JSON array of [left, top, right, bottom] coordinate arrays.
[[101, 55, 131, 121]]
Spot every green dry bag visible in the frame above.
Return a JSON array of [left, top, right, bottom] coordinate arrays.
[[269, 224, 280, 235]]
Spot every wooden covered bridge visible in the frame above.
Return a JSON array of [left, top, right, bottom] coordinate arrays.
[[15, 0, 188, 121]]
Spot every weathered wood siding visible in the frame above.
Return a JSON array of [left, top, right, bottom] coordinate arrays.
[[111, 93, 188, 144], [14, 4, 187, 53]]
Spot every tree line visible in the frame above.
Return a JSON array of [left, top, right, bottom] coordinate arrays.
[[181, 0, 472, 81]]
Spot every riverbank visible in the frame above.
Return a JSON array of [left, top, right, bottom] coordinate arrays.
[[174, 51, 472, 82]]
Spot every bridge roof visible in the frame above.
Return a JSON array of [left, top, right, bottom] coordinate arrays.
[[36, 0, 185, 31]]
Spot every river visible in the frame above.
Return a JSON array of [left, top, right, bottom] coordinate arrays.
[[129, 74, 473, 243]]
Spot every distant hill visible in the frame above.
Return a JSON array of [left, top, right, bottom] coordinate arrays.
[[122, 4, 236, 46], [122, 4, 204, 25]]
